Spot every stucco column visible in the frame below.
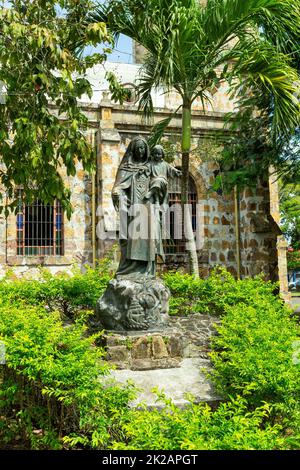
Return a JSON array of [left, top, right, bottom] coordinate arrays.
[[96, 93, 121, 259], [269, 171, 291, 302]]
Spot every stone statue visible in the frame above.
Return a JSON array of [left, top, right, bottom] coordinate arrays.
[[145, 144, 182, 206], [111, 136, 158, 276], [96, 138, 180, 331]]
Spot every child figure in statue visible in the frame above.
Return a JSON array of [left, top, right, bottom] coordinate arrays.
[[145, 144, 182, 206]]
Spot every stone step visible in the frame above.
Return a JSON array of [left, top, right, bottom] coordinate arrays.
[[101, 314, 220, 371], [110, 358, 221, 409]]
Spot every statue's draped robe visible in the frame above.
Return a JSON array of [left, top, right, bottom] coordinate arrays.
[[149, 160, 180, 205], [151, 160, 180, 183], [113, 161, 165, 276]]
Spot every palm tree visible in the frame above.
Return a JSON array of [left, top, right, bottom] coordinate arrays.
[[89, 0, 300, 276]]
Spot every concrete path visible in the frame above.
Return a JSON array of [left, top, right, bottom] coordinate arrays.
[[110, 358, 221, 409], [291, 297, 300, 314]]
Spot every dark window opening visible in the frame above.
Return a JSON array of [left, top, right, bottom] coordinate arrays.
[[164, 173, 197, 255], [121, 83, 137, 103], [16, 194, 64, 256]]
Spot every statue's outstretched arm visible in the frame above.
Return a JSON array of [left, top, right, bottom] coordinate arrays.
[[168, 165, 182, 178]]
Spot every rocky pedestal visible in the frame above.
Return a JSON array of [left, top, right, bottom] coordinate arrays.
[[101, 314, 220, 371], [95, 275, 170, 331], [102, 315, 222, 408]]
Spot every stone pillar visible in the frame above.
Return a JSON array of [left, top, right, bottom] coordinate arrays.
[[96, 92, 121, 259], [133, 42, 147, 64], [0, 196, 7, 276], [277, 237, 290, 302], [269, 172, 291, 302]]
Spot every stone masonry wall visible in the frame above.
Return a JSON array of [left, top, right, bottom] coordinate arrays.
[[0, 129, 97, 278], [0, 86, 285, 287], [94, 94, 284, 283], [103, 314, 220, 371], [192, 166, 280, 281]]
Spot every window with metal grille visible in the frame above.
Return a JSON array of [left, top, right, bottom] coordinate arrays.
[[164, 173, 197, 255], [16, 193, 64, 256]]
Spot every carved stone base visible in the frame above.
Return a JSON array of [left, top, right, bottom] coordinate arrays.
[[101, 314, 220, 371], [95, 275, 170, 331]]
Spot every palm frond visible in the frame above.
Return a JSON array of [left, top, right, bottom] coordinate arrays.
[[202, 0, 300, 45], [230, 40, 300, 139], [88, 0, 300, 138], [147, 105, 182, 149], [137, 54, 162, 119]]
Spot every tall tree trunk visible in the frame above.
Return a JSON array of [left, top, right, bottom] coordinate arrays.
[[181, 98, 199, 278]]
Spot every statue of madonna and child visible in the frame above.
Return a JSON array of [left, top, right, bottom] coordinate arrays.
[[96, 137, 181, 331]]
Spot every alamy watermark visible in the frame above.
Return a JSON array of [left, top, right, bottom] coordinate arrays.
[[292, 340, 300, 365], [0, 81, 6, 105], [96, 201, 206, 250], [0, 340, 6, 365]]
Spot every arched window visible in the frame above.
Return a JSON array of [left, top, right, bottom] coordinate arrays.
[[121, 83, 137, 104], [164, 173, 197, 255]]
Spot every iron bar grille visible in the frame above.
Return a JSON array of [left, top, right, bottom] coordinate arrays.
[[164, 174, 197, 255], [16, 192, 64, 256]]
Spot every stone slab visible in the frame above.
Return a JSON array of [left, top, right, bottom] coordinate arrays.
[[101, 314, 220, 370], [110, 357, 221, 409], [291, 296, 300, 314]]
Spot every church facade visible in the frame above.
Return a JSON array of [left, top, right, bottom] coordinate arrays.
[[0, 62, 289, 298]]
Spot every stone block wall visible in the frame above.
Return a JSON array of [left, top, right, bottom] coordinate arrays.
[[102, 314, 220, 371], [94, 97, 284, 285], [151, 152, 281, 282], [0, 89, 286, 290], [0, 132, 96, 278]]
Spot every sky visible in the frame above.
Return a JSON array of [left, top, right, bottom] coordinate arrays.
[[85, 0, 133, 62], [1, 0, 133, 63], [85, 35, 133, 64]]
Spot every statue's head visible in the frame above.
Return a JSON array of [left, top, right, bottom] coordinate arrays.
[[152, 145, 164, 162], [119, 136, 150, 168], [132, 138, 148, 163]]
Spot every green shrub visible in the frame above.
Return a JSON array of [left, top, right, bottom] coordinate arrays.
[[111, 393, 286, 450], [0, 260, 112, 320], [208, 293, 300, 448], [108, 276, 300, 450], [210, 299, 300, 407], [1, 265, 280, 320], [287, 251, 300, 271], [164, 267, 282, 316], [2, 264, 300, 450], [0, 299, 134, 449]]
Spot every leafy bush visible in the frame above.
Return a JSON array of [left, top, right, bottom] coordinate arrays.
[[287, 250, 300, 271], [111, 393, 285, 450], [207, 291, 300, 448], [2, 264, 300, 450], [210, 299, 300, 407], [109, 272, 300, 450], [1, 265, 280, 321], [164, 267, 282, 316], [0, 260, 112, 320], [0, 299, 134, 449]]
